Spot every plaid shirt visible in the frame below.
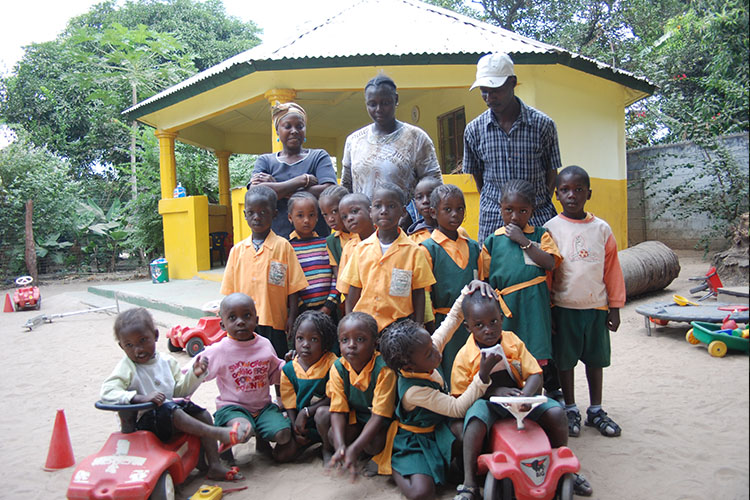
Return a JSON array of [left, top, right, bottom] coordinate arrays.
[[463, 99, 561, 243]]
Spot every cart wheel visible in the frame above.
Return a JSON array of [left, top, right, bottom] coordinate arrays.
[[708, 340, 727, 358], [150, 471, 175, 500], [186, 337, 205, 357], [34, 296, 41, 311], [650, 317, 669, 326], [484, 473, 513, 500], [685, 328, 700, 345], [556, 473, 574, 500], [167, 339, 182, 352]]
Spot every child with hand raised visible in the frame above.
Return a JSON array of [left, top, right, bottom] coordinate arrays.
[[200, 293, 297, 463], [481, 179, 562, 396], [378, 281, 500, 500], [325, 312, 396, 477], [280, 310, 339, 462], [101, 308, 244, 482]]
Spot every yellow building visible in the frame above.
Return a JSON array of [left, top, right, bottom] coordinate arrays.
[[125, 0, 654, 279]]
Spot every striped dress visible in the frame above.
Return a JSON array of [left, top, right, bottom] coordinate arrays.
[[289, 234, 338, 310]]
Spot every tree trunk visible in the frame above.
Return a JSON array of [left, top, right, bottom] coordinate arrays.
[[130, 83, 138, 198], [24, 200, 38, 282]]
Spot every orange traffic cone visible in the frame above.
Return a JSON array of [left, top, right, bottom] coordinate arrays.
[[3, 293, 13, 313], [44, 409, 75, 471]]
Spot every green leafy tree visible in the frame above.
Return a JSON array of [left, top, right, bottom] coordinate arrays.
[[0, 131, 82, 277], [68, 22, 195, 196]]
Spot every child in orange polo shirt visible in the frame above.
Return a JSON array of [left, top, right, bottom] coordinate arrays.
[[420, 184, 484, 387], [326, 312, 396, 476], [339, 183, 436, 332], [221, 185, 308, 359], [319, 185, 354, 276], [407, 177, 441, 244], [336, 193, 376, 292]]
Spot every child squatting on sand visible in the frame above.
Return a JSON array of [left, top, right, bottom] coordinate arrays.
[[378, 280, 501, 500], [100, 308, 244, 481], [280, 310, 338, 462]]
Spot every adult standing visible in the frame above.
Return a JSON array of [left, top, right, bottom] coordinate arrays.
[[250, 103, 337, 239], [341, 74, 442, 224], [463, 53, 562, 243]]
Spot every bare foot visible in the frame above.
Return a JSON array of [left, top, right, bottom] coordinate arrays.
[[255, 436, 274, 458], [206, 464, 245, 481], [322, 447, 333, 467]]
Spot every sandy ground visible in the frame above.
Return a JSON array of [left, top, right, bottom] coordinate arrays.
[[0, 251, 747, 500]]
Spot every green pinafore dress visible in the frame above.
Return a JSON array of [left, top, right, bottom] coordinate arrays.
[[421, 237, 481, 386], [282, 358, 331, 441], [391, 374, 456, 484], [332, 355, 390, 425], [483, 226, 553, 360]]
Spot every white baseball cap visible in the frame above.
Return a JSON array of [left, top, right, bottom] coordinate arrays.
[[470, 53, 515, 90]]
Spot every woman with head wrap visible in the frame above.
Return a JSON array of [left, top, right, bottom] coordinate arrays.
[[250, 103, 337, 239], [341, 74, 442, 228]]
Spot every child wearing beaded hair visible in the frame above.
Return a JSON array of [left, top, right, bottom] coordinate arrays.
[[280, 310, 339, 462], [378, 281, 500, 500], [481, 179, 562, 395], [420, 184, 484, 387]]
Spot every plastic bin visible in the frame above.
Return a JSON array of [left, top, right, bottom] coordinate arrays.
[[149, 258, 169, 283]]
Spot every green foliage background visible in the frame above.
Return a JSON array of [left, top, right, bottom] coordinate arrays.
[[1, 0, 747, 278]]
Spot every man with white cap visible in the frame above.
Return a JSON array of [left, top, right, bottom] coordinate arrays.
[[463, 52, 561, 243]]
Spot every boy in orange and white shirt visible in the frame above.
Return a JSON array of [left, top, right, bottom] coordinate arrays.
[[543, 165, 626, 439]]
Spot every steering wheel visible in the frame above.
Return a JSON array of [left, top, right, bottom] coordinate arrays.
[[15, 275, 33, 286], [95, 401, 156, 412]]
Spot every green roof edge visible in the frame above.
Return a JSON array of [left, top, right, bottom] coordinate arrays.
[[124, 52, 656, 121]]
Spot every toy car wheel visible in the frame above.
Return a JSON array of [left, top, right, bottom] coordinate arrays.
[[34, 296, 41, 311], [483, 473, 513, 500], [150, 471, 175, 500], [556, 473, 574, 500], [186, 337, 205, 357], [685, 328, 700, 345], [167, 339, 182, 352], [708, 340, 727, 357]]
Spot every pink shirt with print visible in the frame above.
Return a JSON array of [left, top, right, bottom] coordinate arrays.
[[200, 334, 283, 414]]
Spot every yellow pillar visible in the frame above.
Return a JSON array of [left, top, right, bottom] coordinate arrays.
[[155, 130, 178, 199], [264, 89, 296, 152], [159, 196, 210, 279], [215, 150, 233, 237]]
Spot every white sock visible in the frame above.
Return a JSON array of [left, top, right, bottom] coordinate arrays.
[[588, 404, 602, 413], [565, 404, 579, 413]]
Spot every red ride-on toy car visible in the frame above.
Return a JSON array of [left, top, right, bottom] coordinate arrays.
[[167, 316, 226, 357], [478, 396, 580, 500], [66, 401, 202, 500], [13, 275, 41, 310]]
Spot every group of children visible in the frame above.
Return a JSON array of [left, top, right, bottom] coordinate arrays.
[[101, 164, 625, 500]]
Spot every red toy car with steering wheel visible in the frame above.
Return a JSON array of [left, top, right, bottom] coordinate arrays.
[[13, 275, 41, 310]]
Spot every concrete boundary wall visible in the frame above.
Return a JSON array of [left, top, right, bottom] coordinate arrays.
[[627, 133, 749, 250]]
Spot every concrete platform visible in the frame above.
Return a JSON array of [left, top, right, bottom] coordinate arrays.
[[88, 279, 221, 319]]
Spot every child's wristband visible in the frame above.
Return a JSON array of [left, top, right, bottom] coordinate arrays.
[[304, 407, 310, 418], [520, 241, 533, 250]]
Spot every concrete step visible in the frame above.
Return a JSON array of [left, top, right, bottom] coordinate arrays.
[[87, 279, 221, 320]]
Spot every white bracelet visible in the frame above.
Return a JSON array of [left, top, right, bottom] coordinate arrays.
[[303, 407, 310, 417]]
